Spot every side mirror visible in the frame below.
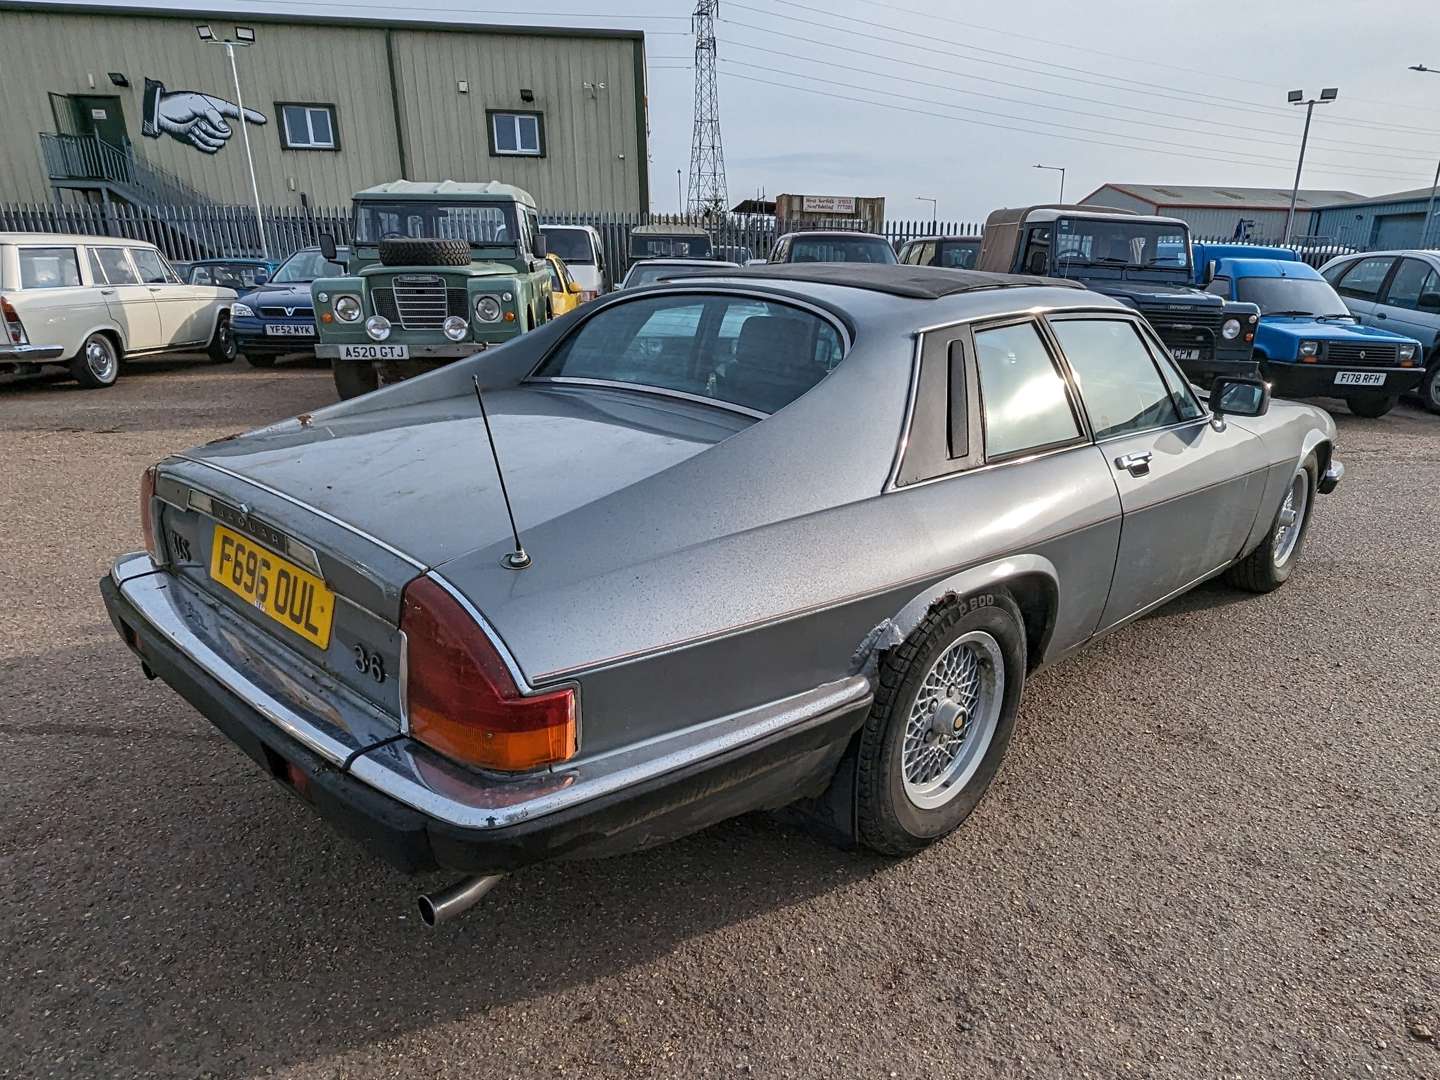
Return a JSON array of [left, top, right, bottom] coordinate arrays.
[[318, 232, 338, 263], [253, 272, 270, 286], [1209, 376, 1270, 419], [1204, 260, 1217, 285], [1418, 291, 1440, 313], [534, 233, 548, 258]]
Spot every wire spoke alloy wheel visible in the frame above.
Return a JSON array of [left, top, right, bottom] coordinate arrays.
[[901, 630, 1005, 810], [85, 339, 117, 383], [1272, 469, 1309, 568]]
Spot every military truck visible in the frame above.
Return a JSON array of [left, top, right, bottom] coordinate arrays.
[[313, 180, 552, 399], [977, 205, 1261, 385]]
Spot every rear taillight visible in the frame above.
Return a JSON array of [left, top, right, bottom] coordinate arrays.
[[400, 576, 576, 771], [140, 465, 160, 561], [0, 295, 27, 344]]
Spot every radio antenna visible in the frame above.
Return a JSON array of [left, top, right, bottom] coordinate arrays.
[[472, 375, 531, 570]]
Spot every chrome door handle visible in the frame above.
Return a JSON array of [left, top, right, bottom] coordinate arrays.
[[1115, 450, 1153, 476], [147, 286, 161, 292], [99, 288, 116, 295]]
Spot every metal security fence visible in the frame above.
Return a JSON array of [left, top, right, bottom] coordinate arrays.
[[0, 201, 352, 264], [0, 200, 1362, 273]]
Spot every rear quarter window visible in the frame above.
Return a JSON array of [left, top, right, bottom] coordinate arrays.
[[18, 247, 82, 290]]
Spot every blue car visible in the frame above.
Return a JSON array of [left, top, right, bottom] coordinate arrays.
[[1202, 255, 1423, 418], [231, 246, 349, 367]]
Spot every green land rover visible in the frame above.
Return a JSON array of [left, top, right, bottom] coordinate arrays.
[[312, 180, 552, 399]]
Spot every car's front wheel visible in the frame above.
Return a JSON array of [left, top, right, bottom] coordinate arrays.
[[1225, 455, 1317, 593], [332, 360, 379, 400], [69, 333, 120, 389], [1346, 393, 1397, 418], [856, 591, 1026, 855]]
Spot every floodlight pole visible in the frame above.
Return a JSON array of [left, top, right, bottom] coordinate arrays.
[[916, 196, 936, 230], [1284, 89, 1336, 247], [1034, 164, 1065, 203], [200, 30, 267, 261], [1410, 66, 1440, 246]]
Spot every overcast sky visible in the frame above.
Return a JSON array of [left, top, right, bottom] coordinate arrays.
[[82, 0, 1440, 219]]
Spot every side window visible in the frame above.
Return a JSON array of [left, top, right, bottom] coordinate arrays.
[[1021, 227, 1051, 275], [974, 321, 1081, 459], [18, 247, 81, 289], [1205, 275, 1232, 297], [130, 248, 175, 285], [1335, 256, 1396, 301], [1051, 318, 1181, 440], [1382, 258, 1439, 311], [95, 247, 139, 285], [1320, 260, 1350, 285], [86, 248, 108, 285]]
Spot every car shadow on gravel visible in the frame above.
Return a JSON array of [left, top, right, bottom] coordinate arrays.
[[2, 640, 887, 1077]]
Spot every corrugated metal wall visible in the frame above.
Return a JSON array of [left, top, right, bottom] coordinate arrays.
[[390, 30, 643, 212], [1313, 196, 1437, 248], [0, 8, 646, 211], [1080, 187, 1155, 214]]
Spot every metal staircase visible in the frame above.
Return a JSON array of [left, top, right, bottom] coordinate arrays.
[[39, 132, 216, 210]]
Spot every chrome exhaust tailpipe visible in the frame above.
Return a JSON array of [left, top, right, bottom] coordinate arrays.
[[417, 873, 506, 927]]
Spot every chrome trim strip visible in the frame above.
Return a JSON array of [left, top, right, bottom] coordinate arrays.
[[883, 332, 925, 492], [184, 486, 324, 576], [346, 674, 872, 830], [527, 377, 769, 421], [174, 457, 426, 570]]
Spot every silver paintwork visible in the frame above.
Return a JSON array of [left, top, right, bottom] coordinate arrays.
[[107, 274, 1341, 836]]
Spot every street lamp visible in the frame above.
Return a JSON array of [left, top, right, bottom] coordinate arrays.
[[197, 25, 267, 260], [916, 195, 937, 231], [1411, 65, 1440, 247], [1283, 87, 1338, 246], [1033, 164, 1066, 203]]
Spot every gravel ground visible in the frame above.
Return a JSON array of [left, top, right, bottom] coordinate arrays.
[[1, 358, 1437, 1080]]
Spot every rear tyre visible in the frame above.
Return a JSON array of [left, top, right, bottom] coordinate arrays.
[[332, 360, 379, 400], [1346, 393, 1397, 418], [69, 333, 120, 389], [856, 591, 1026, 856], [1421, 364, 1440, 416], [245, 352, 278, 369], [1225, 455, 1317, 594], [206, 316, 237, 363]]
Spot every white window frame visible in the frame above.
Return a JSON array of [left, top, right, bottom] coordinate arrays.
[[490, 111, 543, 157], [280, 104, 338, 150]]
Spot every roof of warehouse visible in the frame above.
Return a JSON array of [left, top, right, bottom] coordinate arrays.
[[0, 1, 645, 38], [1083, 183, 1366, 211], [1307, 185, 1440, 208]]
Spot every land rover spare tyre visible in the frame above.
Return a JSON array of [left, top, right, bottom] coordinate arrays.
[[378, 238, 470, 267]]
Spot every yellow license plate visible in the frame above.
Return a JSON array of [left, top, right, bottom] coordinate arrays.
[[208, 524, 335, 649]]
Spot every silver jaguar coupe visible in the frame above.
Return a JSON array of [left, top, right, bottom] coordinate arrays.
[[101, 264, 1342, 925]]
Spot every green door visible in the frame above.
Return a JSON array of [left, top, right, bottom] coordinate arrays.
[[71, 95, 128, 147]]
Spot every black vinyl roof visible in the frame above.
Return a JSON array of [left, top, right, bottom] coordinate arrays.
[[673, 263, 1085, 299]]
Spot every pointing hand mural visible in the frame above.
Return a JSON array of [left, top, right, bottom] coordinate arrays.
[[142, 78, 266, 155]]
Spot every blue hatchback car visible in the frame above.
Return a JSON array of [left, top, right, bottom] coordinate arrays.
[[1199, 253, 1423, 418], [231, 246, 349, 367]]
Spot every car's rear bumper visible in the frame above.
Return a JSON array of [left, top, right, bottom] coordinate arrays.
[[0, 343, 65, 363], [1267, 363, 1425, 398], [100, 556, 872, 875]]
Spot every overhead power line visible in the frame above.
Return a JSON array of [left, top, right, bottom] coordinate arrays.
[[718, 68, 1429, 185], [724, 0, 1440, 139], [721, 37, 1439, 165]]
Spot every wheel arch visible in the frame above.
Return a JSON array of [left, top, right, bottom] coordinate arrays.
[[69, 322, 126, 359], [856, 554, 1060, 677]]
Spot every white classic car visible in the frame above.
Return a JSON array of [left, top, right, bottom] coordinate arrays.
[[0, 233, 238, 388]]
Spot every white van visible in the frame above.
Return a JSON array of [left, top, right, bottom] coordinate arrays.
[[0, 233, 236, 388], [539, 224, 608, 299]]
